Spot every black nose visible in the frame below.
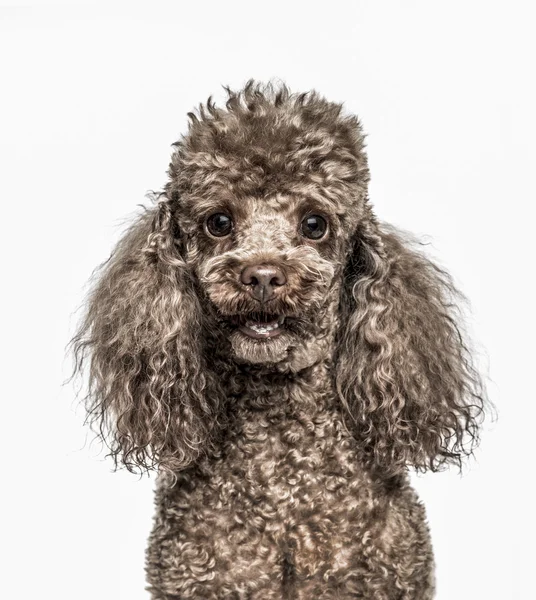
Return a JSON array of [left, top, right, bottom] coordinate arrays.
[[240, 264, 287, 303]]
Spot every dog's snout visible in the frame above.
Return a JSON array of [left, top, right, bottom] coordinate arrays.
[[240, 265, 287, 303]]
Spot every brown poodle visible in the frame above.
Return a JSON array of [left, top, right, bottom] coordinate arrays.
[[73, 81, 485, 599]]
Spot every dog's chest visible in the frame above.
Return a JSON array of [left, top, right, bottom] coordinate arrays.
[[190, 378, 378, 524], [224, 392, 362, 497], [150, 380, 429, 597]]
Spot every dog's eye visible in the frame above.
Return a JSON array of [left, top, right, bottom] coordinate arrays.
[[300, 215, 328, 240], [206, 213, 233, 237]]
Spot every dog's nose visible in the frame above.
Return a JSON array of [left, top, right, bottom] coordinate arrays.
[[240, 264, 287, 303]]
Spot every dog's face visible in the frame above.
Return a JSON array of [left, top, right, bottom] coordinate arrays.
[[179, 190, 351, 365]]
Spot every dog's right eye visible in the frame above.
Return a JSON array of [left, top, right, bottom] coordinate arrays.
[[205, 213, 233, 237]]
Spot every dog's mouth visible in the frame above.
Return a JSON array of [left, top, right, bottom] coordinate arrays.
[[229, 312, 286, 340]]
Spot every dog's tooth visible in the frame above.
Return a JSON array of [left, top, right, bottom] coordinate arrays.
[[244, 318, 282, 334]]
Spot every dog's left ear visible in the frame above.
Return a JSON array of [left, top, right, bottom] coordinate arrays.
[[334, 205, 486, 476]]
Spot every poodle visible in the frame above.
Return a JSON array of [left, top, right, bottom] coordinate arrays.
[[73, 81, 485, 599]]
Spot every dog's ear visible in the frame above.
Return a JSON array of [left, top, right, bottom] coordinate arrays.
[[334, 206, 485, 476], [72, 196, 223, 473]]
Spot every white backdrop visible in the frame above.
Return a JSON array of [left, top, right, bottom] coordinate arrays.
[[1, 2, 534, 599]]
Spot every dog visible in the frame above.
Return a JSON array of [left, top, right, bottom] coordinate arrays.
[[73, 81, 485, 599]]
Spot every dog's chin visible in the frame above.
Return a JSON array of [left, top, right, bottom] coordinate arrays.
[[229, 328, 294, 365], [219, 311, 294, 365], [217, 310, 331, 370]]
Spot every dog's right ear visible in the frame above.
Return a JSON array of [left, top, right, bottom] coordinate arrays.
[[72, 196, 223, 473]]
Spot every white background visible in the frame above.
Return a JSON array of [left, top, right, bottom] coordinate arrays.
[[1, 2, 534, 599]]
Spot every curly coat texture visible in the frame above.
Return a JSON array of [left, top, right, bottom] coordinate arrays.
[[73, 81, 485, 599]]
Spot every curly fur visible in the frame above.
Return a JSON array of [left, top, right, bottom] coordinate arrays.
[[72, 80, 485, 599]]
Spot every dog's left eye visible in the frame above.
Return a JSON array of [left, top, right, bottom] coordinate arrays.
[[300, 215, 328, 240], [206, 213, 233, 237]]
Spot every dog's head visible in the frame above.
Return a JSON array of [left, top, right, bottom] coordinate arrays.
[[73, 81, 485, 476], [166, 83, 368, 366]]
